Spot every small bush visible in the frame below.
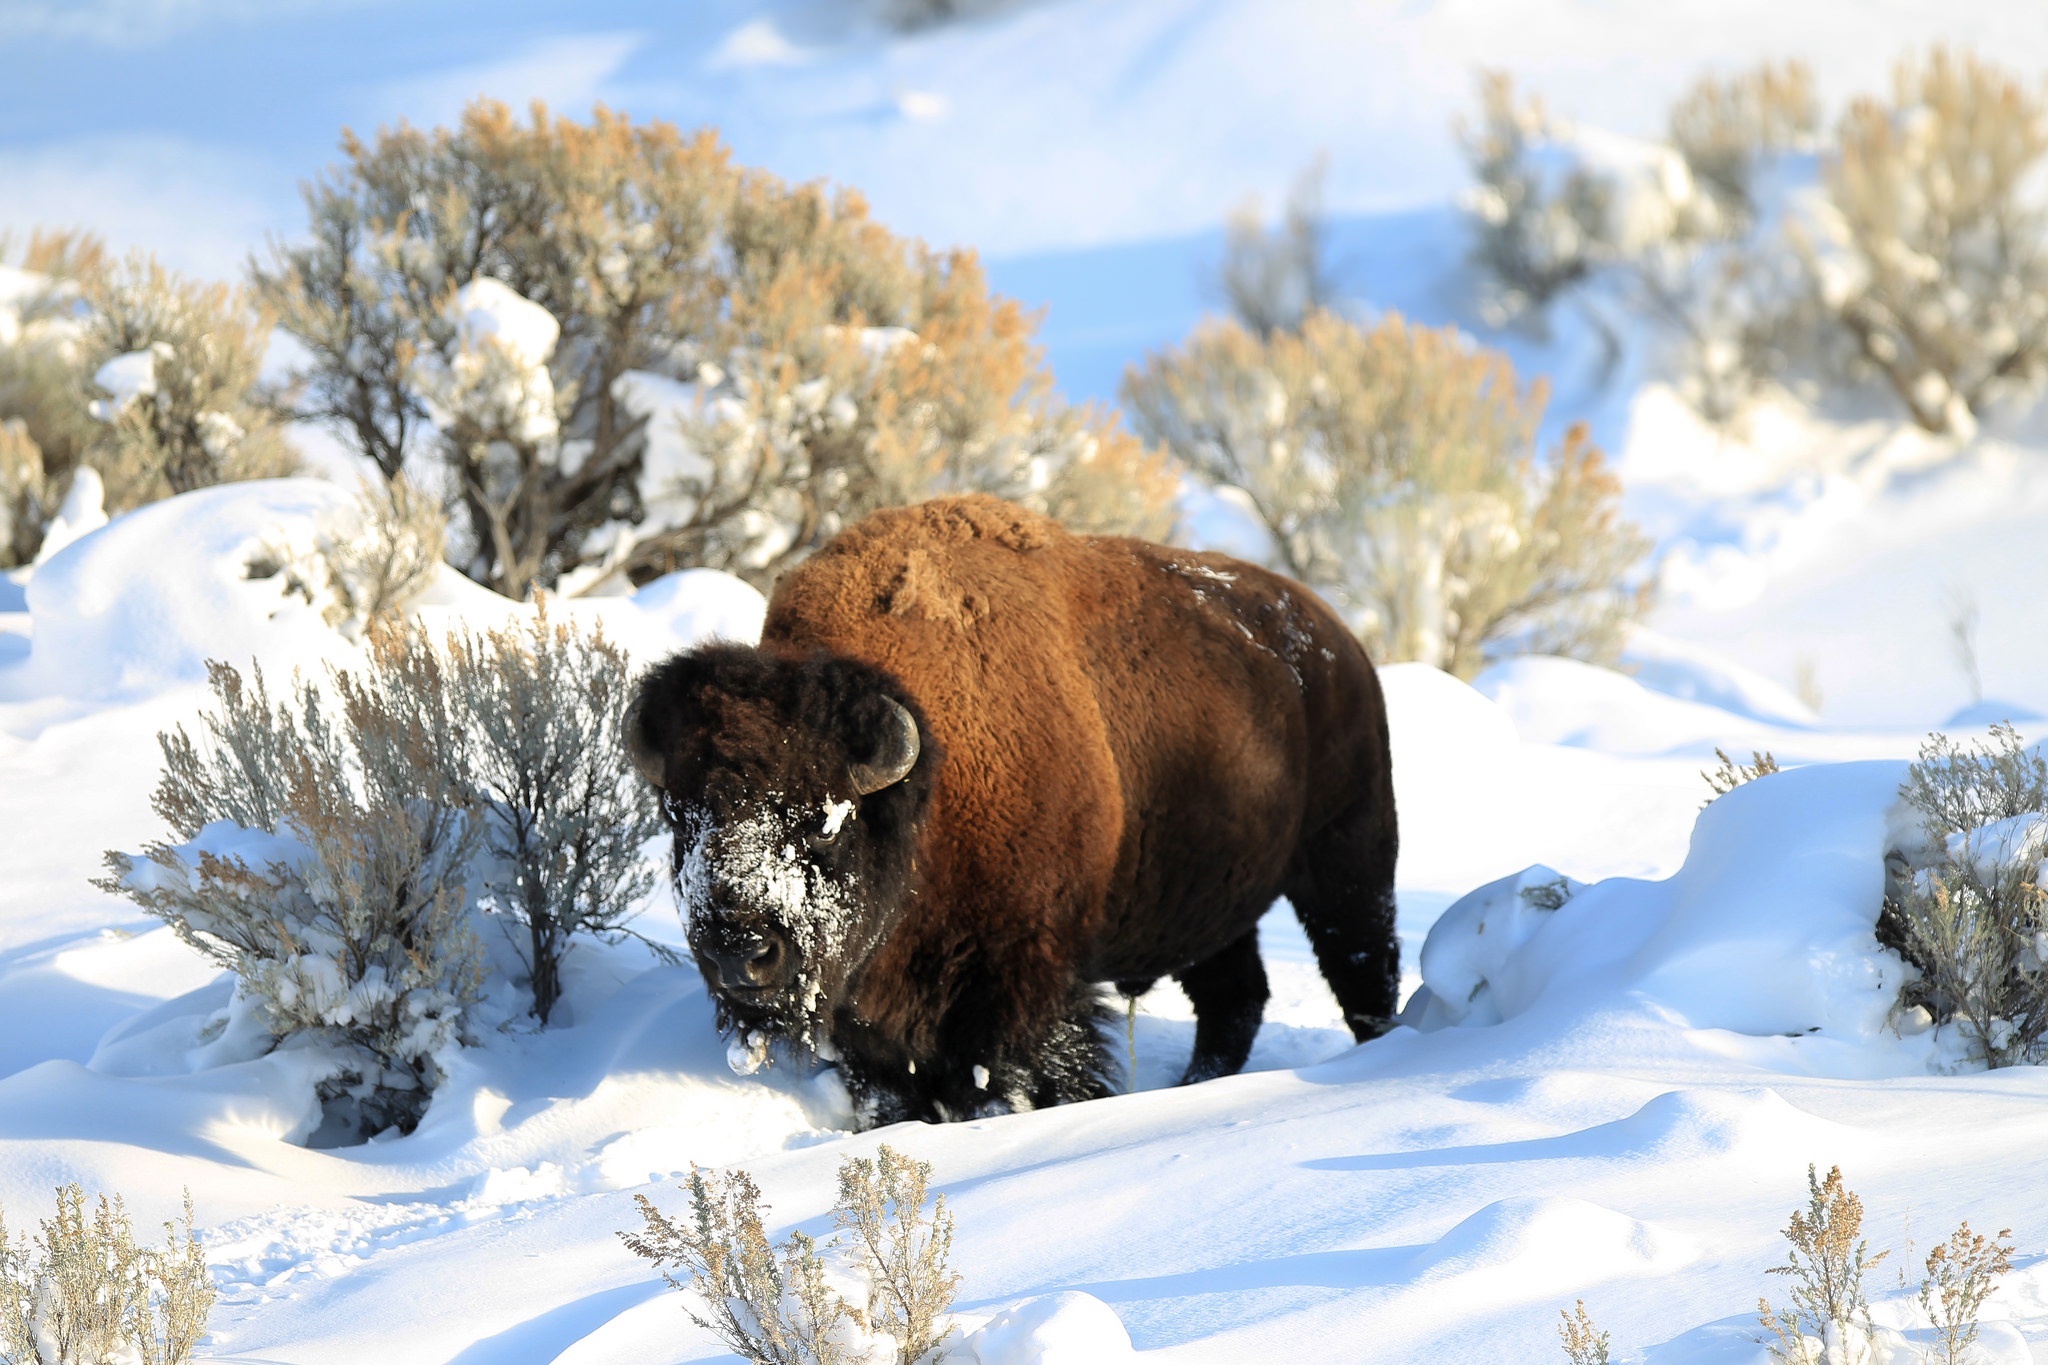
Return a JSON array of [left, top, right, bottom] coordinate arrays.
[[444, 603, 667, 1023], [0, 1185, 214, 1365], [1123, 310, 1649, 678], [1882, 723, 2048, 1067], [1557, 1300, 1610, 1365], [82, 252, 296, 509], [1819, 47, 2048, 434], [624, 1145, 958, 1365], [1703, 748, 1781, 804], [1759, 1164, 1888, 1365], [259, 100, 1172, 600], [1459, 71, 1609, 324], [1918, 1221, 2014, 1365], [99, 653, 486, 1137]]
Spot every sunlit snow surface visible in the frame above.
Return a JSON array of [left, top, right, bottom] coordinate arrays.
[[4, 481, 2048, 1363]]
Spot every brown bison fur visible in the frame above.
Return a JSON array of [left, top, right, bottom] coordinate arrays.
[[628, 494, 1398, 1125]]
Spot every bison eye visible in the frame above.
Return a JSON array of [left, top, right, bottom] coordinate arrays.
[[807, 824, 842, 850]]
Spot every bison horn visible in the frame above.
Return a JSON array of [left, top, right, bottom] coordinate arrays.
[[850, 697, 920, 795], [622, 691, 666, 788]]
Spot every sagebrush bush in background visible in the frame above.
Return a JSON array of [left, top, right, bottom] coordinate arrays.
[[1459, 71, 1610, 326], [1818, 47, 2048, 435], [247, 477, 448, 641], [0, 1185, 214, 1365], [1215, 161, 1336, 338], [1124, 310, 1648, 678], [82, 252, 296, 509], [1702, 748, 1781, 805], [0, 232, 104, 567], [257, 99, 1173, 600], [444, 604, 666, 1024], [1669, 61, 1822, 226], [99, 652, 485, 1137], [624, 1145, 958, 1365], [1882, 723, 2048, 1067]]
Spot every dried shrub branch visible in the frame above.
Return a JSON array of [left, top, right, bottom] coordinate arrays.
[[1759, 1164, 1888, 1365]]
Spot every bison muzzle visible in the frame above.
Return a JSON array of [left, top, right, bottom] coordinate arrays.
[[627, 495, 1399, 1125]]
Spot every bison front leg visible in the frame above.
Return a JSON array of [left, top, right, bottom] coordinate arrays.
[[1173, 926, 1270, 1084]]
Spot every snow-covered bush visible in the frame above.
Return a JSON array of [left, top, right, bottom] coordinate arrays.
[[443, 604, 666, 1024], [1881, 723, 2048, 1068], [257, 100, 1172, 600], [0, 234, 102, 567], [623, 1145, 957, 1365], [0, 1185, 214, 1365], [1458, 71, 1612, 325], [1123, 310, 1649, 678], [246, 477, 447, 640], [100, 654, 486, 1137], [0, 240, 294, 564], [82, 252, 295, 508], [1816, 48, 2048, 435], [1758, 1165, 1888, 1365]]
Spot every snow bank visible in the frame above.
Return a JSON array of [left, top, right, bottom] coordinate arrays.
[[1407, 759, 1915, 1047], [2, 478, 356, 702]]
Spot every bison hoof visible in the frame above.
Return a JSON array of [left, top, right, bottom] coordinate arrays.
[[1347, 1013, 1397, 1042]]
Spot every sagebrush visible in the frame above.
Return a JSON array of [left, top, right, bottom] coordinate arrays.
[[1557, 1299, 1610, 1365], [257, 99, 1173, 600], [1818, 47, 2048, 434], [99, 651, 485, 1137], [1459, 70, 1609, 325], [100, 606, 669, 1134], [1702, 748, 1781, 805], [1759, 1164, 1888, 1365], [623, 1144, 958, 1365], [1881, 722, 2048, 1067], [0, 1185, 214, 1365], [1123, 309, 1648, 678], [0, 235, 293, 566], [444, 603, 667, 1024]]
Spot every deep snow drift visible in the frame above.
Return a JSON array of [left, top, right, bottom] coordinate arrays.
[[4, 480, 2048, 1363]]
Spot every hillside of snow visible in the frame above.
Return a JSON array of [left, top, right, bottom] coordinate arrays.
[[8, 2, 2048, 1362], [3, 480, 2046, 1363]]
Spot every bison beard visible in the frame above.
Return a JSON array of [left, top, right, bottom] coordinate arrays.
[[628, 495, 1399, 1126]]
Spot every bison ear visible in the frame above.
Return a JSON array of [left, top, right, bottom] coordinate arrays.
[[623, 685, 666, 788], [624, 649, 728, 789], [849, 695, 922, 795]]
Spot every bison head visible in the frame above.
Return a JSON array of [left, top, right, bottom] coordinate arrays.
[[624, 645, 935, 1047]]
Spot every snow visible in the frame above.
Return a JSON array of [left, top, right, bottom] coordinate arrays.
[[6, 478, 2048, 1363], [12, 5, 2048, 1363]]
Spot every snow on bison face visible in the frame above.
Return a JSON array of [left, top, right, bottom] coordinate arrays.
[[625, 646, 932, 1050]]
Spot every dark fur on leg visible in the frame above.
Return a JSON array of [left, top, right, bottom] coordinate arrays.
[[1174, 927, 1269, 1083]]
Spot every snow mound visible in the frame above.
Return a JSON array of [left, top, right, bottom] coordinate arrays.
[[961, 1293, 1137, 1365], [1579, 1087, 1861, 1165], [1409, 759, 1915, 1044], [1410, 1195, 1696, 1294], [1475, 654, 1802, 756], [3, 478, 356, 702], [628, 567, 768, 648], [1621, 628, 1819, 729]]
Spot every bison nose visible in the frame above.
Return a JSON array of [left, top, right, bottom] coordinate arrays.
[[710, 929, 793, 993]]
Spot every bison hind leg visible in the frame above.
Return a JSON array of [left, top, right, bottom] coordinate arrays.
[[1174, 925, 1270, 1085], [1287, 794, 1401, 1040]]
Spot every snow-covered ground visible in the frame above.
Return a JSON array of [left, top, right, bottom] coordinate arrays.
[[2, 478, 2044, 1364], [9, 2, 2048, 1361]]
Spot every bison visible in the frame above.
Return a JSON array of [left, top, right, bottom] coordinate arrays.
[[626, 495, 1398, 1125]]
